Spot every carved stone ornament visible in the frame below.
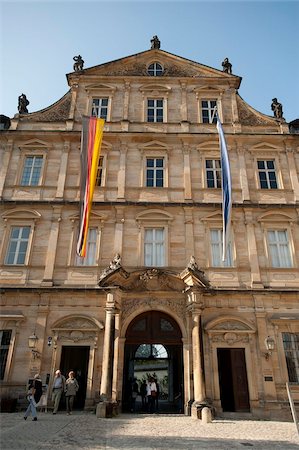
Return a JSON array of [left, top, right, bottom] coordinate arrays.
[[59, 330, 97, 343], [215, 321, 249, 331], [19, 91, 72, 122], [236, 95, 276, 126], [101, 63, 147, 77], [121, 297, 185, 323], [99, 253, 122, 281], [211, 333, 249, 345], [57, 318, 98, 330]]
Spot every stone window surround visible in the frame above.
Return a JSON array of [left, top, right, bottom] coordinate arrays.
[[193, 86, 224, 124], [139, 144, 169, 188], [201, 212, 236, 268], [136, 209, 173, 267], [15, 142, 49, 187], [258, 212, 297, 269], [197, 141, 223, 190], [139, 84, 171, 123], [85, 83, 116, 123], [68, 212, 106, 267], [0, 209, 41, 266], [250, 146, 284, 191], [0, 313, 25, 382]]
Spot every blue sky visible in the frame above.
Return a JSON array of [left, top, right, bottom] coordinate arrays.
[[1, 1, 298, 122]]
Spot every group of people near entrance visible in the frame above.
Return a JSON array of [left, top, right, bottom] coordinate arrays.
[[130, 376, 159, 413], [23, 370, 79, 421]]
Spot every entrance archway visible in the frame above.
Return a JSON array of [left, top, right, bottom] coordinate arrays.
[[123, 310, 183, 413]]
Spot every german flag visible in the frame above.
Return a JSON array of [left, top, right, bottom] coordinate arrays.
[[77, 116, 104, 257]]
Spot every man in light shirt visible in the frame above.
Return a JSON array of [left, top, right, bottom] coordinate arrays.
[[51, 369, 66, 414]]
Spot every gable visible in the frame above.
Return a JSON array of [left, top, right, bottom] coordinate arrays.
[[67, 49, 241, 87]]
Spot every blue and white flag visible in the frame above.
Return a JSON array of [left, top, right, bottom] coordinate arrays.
[[216, 116, 232, 261]]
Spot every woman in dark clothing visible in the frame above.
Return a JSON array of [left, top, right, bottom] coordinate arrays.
[[24, 373, 43, 421]]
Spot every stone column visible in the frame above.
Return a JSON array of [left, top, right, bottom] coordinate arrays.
[[180, 81, 188, 122], [111, 310, 120, 407], [123, 81, 130, 121], [97, 292, 117, 418], [187, 291, 208, 419]]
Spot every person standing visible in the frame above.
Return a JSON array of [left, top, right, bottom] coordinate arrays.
[[24, 373, 43, 421], [147, 377, 157, 413], [51, 369, 66, 414], [140, 380, 147, 411], [65, 371, 79, 415]]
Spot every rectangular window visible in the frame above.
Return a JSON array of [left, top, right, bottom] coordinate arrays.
[[282, 333, 299, 383], [91, 98, 109, 120], [95, 156, 104, 187], [206, 159, 221, 188], [20, 156, 43, 186], [267, 230, 292, 268], [0, 330, 12, 380], [144, 228, 165, 266], [210, 229, 232, 267], [75, 228, 97, 266], [201, 100, 217, 124], [147, 99, 163, 123], [146, 158, 164, 187], [258, 160, 278, 189], [5, 226, 30, 265]]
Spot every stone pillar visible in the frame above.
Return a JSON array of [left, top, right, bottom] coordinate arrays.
[[0, 139, 13, 199], [245, 210, 263, 288], [237, 146, 250, 201], [187, 291, 209, 419], [111, 310, 121, 415], [55, 142, 70, 199], [42, 207, 62, 286], [286, 147, 299, 202], [117, 144, 127, 199], [97, 292, 117, 418], [184, 207, 195, 258], [182, 144, 192, 200], [180, 81, 188, 122], [123, 81, 130, 121], [114, 206, 125, 254]]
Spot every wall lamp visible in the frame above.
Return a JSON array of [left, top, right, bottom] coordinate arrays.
[[28, 333, 40, 359], [263, 336, 275, 360]]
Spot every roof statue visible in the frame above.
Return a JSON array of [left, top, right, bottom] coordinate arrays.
[[73, 55, 84, 72], [222, 57, 232, 74], [18, 93, 29, 114], [151, 35, 161, 49], [271, 98, 284, 120]]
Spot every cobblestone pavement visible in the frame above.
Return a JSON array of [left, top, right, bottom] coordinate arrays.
[[0, 412, 298, 450]]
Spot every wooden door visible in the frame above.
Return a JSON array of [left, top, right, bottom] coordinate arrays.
[[217, 348, 250, 412]]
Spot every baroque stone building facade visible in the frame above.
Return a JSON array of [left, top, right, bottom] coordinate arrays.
[[0, 41, 298, 419]]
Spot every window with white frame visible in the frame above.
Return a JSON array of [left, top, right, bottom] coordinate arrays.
[[146, 158, 164, 187], [282, 333, 299, 383], [91, 98, 109, 120], [147, 99, 163, 122], [206, 159, 221, 188], [75, 228, 97, 266], [147, 62, 164, 76], [210, 229, 232, 267], [95, 156, 104, 187], [267, 229, 292, 268], [201, 100, 217, 124], [20, 155, 43, 186], [258, 160, 278, 189], [5, 226, 30, 265], [144, 228, 165, 266], [0, 330, 12, 380]]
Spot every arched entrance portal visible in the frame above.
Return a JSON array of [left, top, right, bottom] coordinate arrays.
[[123, 310, 183, 413]]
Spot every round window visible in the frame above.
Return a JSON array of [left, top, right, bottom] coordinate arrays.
[[147, 62, 164, 76]]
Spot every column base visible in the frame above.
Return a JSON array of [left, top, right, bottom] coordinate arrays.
[[96, 401, 119, 418], [191, 401, 214, 421]]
